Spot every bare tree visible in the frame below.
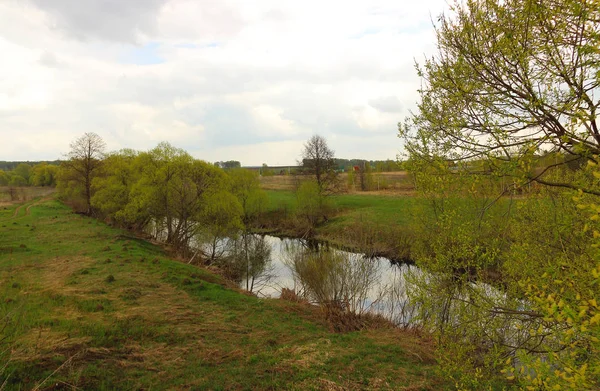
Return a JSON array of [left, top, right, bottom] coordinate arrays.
[[301, 135, 337, 194], [63, 132, 106, 215]]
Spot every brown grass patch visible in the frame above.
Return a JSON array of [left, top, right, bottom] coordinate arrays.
[[38, 256, 96, 291], [282, 338, 332, 369]]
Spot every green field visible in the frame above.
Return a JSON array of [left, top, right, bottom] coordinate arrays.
[[265, 190, 417, 225], [0, 197, 444, 390], [263, 190, 419, 259]]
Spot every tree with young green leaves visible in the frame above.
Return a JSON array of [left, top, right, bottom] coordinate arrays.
[[13, 163, 31, 184], [400, 0, 600, 194], [0, 170, 8, 186], [91, 149, 142, 228], [228, 168, 268, 226], [196, 190, 243, 264], [30, 163, 58, 187]]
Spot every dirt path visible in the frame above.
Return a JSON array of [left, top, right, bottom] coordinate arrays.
[[11, 203, 25, 218], [4, 195, 53, 221]]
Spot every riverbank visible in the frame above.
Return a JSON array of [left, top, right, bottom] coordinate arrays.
[[255, 190, 418, 262], [0, 197, 446, 389]]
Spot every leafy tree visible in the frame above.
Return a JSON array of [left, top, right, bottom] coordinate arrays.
[[125, 142, 228, 253], [13, 163, 31, 184], [8, 175, 27, 187], [260, 163, 273, 176], [301, 135, 338, 194], [215, 160, 241, 169], [400, 0, 600, 195], [0, 170, 8, 186], [228, 168, 268, 225], [91, 149, 142, 228], [295, 180, 331, 229], [59, 132, 106, 214], [30, 163, 58, 186], [196, 190, 243, 264]]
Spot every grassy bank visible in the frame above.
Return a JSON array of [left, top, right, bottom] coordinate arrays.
[[0, 197, 444, 390], [261, 190, 418, 261]]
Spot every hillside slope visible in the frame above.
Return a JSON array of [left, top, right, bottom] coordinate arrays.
[[0, 198, 442, 390]]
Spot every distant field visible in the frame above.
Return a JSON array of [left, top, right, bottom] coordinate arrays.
[[0, 186, 55, 206], [0, 197, 444, 389], [265, 190, 417, 226], [259, 171, 415, 193]]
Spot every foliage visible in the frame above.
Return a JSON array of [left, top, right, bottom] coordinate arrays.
[[228, 168, 269, 225], [29, 163, 58, 186], [295, 180, 332, 229], [286, 245, 380, 316], [91, 149, 142, 227], [226, 234, 274, 293], [196, 190, 243, 264], [214, 160, 241, 169], [400, 0, 600, 195], [0, 170, 8, 186]]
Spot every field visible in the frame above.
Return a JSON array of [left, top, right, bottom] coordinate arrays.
[[259, 171, 415, 193], [0, 196, 444, 390], [0, 186, 56, 206], [262, 190, 419, 260]]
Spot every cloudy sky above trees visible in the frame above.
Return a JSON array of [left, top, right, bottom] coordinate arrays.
[[0, 0, 447, 166]]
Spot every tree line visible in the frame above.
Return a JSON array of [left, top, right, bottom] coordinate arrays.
[[0, 162, 59, 187], [57, 133, 267, 260]]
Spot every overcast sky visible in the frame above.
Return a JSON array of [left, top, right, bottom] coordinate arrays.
[[0, 0, 447, 166]]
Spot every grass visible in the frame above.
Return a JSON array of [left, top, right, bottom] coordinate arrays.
[[259, 172, 415, 193], [262, 190, 419, 260], [265, 190, 417, 225], [0, 196, 445, 390]]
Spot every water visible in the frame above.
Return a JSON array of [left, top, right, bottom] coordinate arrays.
[[241, 235, 418, 326]]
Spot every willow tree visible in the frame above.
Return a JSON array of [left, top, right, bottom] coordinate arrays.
[[400, 0, 600, 194]]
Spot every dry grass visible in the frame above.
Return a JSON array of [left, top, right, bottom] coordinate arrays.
[[259, 172, 415, 194]]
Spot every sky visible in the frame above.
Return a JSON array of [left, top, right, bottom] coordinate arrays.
[[0, 0, 448, 166]]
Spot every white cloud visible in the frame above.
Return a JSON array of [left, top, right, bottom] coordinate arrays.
[[0, 0, 448, 164]]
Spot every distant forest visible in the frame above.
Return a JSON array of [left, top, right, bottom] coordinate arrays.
[[0, 160, 61, 171]]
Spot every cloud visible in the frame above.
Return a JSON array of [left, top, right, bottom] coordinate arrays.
[[369, 96, 403, 113], [0, 0, 449, 164], [29, 0, 168, 43]]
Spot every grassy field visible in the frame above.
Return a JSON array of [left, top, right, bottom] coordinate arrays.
[[262, 190, 419, 260], [0, 196, 444, 390], [259, 172, 415, 193], [0, 186, 55, 206]]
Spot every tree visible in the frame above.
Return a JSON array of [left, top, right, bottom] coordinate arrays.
[[30, 163, 58, 186], [13, 163, 31, 184], [196, 190, 243, 264], [215, 160, 241, 169], [0, 170, 9, 186], [301, 135, 338, 194], [60, 132, 106, 214], [228, 168, 268, 225], [400, 0, 600, 194], [91, 149, 141, 227]]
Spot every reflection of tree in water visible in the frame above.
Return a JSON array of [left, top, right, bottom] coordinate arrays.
[[224, 234, 275, 295]]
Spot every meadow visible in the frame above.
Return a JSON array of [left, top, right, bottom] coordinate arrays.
[[0, 195, 444, 390]]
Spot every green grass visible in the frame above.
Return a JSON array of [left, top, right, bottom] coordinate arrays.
[[265, 190, 418, 226], [0, 196, 445, 390]]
